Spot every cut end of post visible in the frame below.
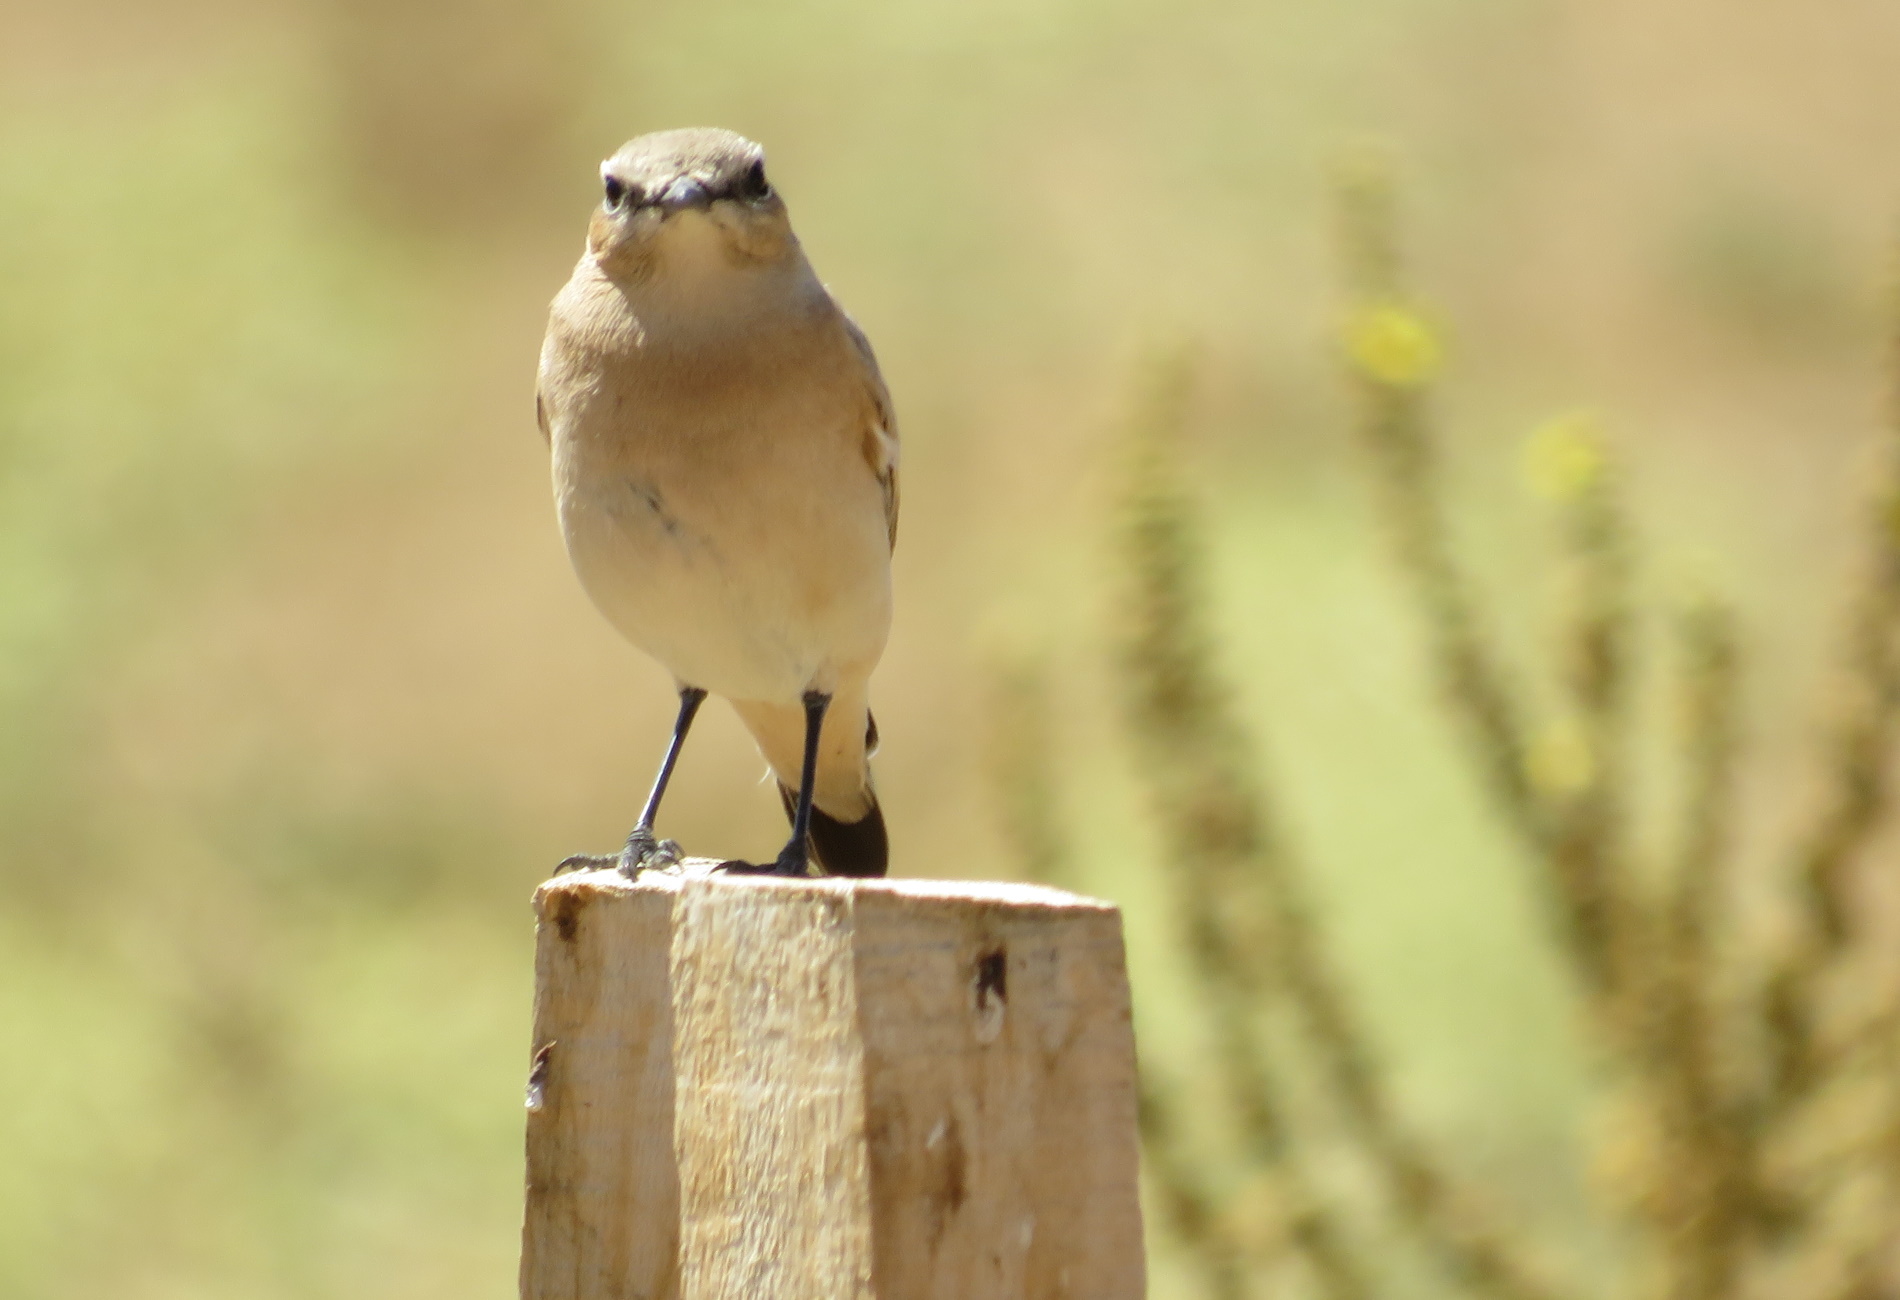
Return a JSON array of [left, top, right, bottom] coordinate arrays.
[[519, 866, 1146, 1300]]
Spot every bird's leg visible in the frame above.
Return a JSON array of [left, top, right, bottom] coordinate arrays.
[[615, 684, 708, 872], [775, 690, 830, 876], [722, 689, 829, 878], [556, 685, 707, 878]]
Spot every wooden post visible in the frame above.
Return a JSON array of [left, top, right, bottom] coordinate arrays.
[[519, 864, 1146, 1300]]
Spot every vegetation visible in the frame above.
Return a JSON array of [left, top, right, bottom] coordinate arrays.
[[989, 159, 1900, 1297], [7, 2, 1899, 1297]]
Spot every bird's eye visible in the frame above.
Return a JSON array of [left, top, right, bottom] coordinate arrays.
[[738, 159, 771, 201], [603, 175, 627, 208]]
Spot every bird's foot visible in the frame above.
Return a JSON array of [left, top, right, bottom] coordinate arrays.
[[715, 846, 812, 879], [554, 829, 683, 879]]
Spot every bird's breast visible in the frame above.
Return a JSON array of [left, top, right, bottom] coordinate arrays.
[[545, 339, 891, 702]]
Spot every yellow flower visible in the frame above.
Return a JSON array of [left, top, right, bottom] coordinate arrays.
[[1344, 303, 1441, 386], [1524, 411, 1607, 502], [1527, 715, 1596, 796]]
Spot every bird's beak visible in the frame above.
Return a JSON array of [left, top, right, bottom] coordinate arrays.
[[657, 177, 710, 213]]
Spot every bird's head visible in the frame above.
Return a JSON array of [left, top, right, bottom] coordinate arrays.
[[587, 128, 798, 281]]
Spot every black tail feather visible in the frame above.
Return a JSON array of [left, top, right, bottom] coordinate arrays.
[[776, 784, 888, 878]]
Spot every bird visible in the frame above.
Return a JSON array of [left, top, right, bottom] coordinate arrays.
[[536, 127, 896, 879]]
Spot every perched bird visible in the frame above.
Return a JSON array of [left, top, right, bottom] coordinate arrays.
[[537, 127, 896, 878]]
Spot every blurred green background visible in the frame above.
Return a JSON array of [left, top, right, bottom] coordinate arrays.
[[4, 0, 1899, 1295]]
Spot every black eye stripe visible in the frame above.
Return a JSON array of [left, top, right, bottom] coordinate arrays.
[[601, 163, 770, 209], [738, 158, 770, 200]]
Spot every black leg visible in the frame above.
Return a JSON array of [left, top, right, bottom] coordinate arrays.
[[773, 690, 830, 876], [631, 686, 707, 842], [556, 685, 706, 878], [721, 689, 830, 878]]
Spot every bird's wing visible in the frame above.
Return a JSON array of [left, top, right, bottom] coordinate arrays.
[[534, 386, 551, 445], [841, 312, 899, 552]]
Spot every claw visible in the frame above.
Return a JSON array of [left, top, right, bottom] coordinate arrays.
[[715, 850, 811, 878], [554, 830, 687, 879], [554, 853, 620, 876], [623, 835, 683, 877]]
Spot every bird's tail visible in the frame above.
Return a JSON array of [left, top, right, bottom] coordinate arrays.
[[732, 692, 888, 878], [775, 782, 888, 878]]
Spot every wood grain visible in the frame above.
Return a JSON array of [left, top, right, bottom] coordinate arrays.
[[520, 869, 681, 1300], [520, 866, 1145, 1300]]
